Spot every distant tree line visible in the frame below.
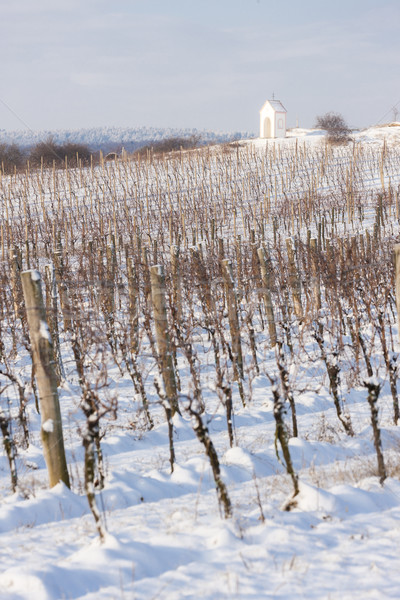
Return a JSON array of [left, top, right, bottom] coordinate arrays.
[[0, 143, 23, 173], [0, 138, 92, 173], [133, 135, 205, 157], [28, 139, 92, 168], [0, 135, 210, 173]]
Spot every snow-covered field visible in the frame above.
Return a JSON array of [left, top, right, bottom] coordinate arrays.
[[1, 125, 400, 599], [2, 352, 400, 599]]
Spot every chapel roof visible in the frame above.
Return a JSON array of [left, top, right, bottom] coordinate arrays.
[[260, 99, 287, 113]]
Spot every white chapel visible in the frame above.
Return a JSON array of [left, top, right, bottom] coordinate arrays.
[[259, 98, 287, 138]]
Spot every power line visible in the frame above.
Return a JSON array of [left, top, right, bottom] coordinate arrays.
[[0, 95, 36, 134], [376, 98, 400, 125], [0, 95, 65, 162]]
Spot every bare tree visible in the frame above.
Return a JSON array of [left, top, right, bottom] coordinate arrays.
[[315, 112, 351, 144]]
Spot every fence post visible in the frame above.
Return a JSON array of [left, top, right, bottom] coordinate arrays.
[[105, 244, 116, 315], [45, 263, 65, 382], [127, 257, 139, 354], [257, 247, 277, 347], [394, 244, 400, 343], [191, 246, 215, 315], [53, 241, 72, 331], [286, 238, 303, 319], [150, 265, 179, 415], [170, 245, 182, 321], [9, 245, 23, 319], [310, 238, 321, 312], [21, 269, 70, 488], [222, 259, 244, 381]]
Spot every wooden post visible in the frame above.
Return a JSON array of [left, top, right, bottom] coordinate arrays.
[[9, 245, 23, 319], [104, 245, 116, 323], [310, 238, 321, 312], [286, 238, 303, 319], [170, 245, 182, 321], [21, 270, 70, 488], [191, 246, 215, 315], [222, 259, 244, 381], [142, 246, 151, 306], [53, 242, 72, 331], [257, 247, 277, 347], [150, 265, 179, 415], [394, 244, 400, 343], [127, 257, 139, 354], [45, 263, 65, 382]]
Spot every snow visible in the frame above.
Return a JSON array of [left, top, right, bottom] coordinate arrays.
[[2, 124, 400, 599], [30, 269, 41, 282], [261, 99, 287, 112], [152, 264, 164, 275], [2, 367, 400, 599], [0, 125, 254, 150], [41, 419, 54, 433], [2, 121, 399, 153], [39, 321, 53, 344], [1, 465, 400, 599]]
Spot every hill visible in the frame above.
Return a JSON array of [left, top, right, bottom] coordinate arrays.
[[0, 125, 255, 152]]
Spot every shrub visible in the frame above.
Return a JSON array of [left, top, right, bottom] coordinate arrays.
[[29, 138, 92, 167], [28, 138, 62, 167], [61, 142, 92, 166], [315, 112, 351, 144], [0, 143, 25, 173], [135, 135, 203, 157]]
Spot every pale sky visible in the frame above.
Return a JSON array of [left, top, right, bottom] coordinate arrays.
[[1, 0, 399, 133]]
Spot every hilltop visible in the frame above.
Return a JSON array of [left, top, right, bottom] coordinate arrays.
[[0, 125, 254, 152]]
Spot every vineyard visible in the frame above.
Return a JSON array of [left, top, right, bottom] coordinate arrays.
[[1, 129, 400, 598]]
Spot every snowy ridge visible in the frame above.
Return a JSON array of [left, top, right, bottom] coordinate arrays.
[[1, 122, 399, 152], [0, 125, 255, 150]]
